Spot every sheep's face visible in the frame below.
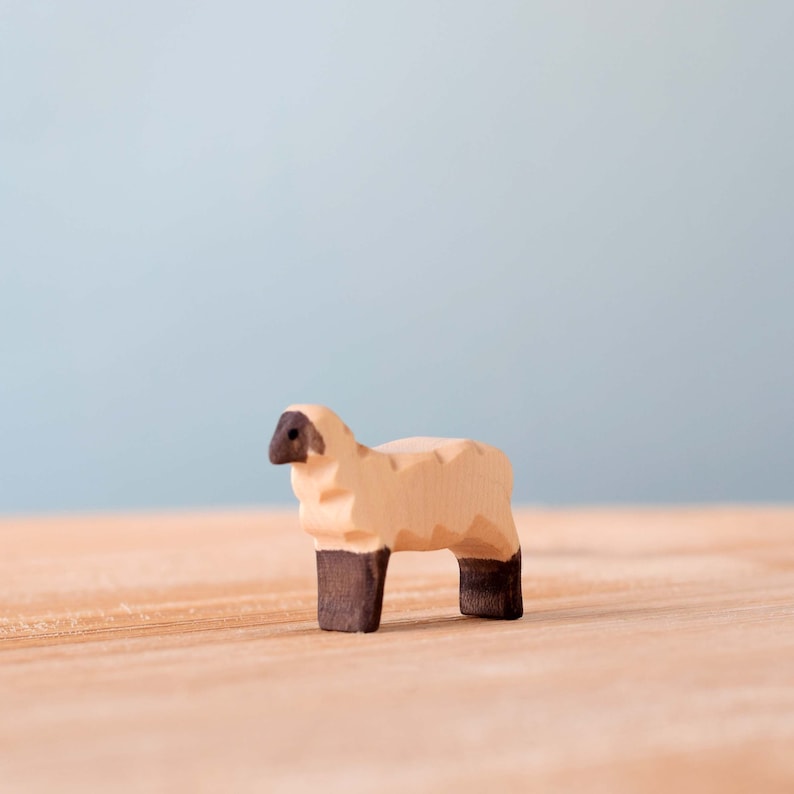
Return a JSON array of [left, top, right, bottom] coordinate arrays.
[[269, 410, 326, 465]]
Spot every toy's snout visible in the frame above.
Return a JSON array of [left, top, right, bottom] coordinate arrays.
[[269, 410, 326, 464]]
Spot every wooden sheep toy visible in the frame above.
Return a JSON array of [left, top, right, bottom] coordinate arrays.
[[269, 404, 523, 632]]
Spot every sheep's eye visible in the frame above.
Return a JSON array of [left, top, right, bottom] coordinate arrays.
[[288, 428, 299, 441]]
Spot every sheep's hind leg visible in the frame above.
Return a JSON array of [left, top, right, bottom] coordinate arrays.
[[315, 548, 391, 632], [457, 549, 523, 620]]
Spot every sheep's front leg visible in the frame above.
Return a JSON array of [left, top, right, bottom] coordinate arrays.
[[315, 548, 391, 632], [456, 550, 523, 620]]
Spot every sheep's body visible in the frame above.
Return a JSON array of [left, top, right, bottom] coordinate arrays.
[[270, 404, 523, 631], [293, 433, 519, 561]]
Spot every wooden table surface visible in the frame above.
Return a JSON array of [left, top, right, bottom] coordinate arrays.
[[1, 507, 793, 793]]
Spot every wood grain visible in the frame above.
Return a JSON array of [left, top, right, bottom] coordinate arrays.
[[2, 507, 793, 792]]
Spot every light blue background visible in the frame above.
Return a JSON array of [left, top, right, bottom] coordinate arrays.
[[2, 1, 792, 513]]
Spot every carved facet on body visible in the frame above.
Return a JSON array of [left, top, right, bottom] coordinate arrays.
[[269, 404, 523, 632]]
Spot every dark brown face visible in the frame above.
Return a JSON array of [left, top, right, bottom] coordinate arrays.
[[269, 410, 326, 464]]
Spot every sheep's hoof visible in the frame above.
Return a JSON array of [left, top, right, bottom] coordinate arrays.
[[315, 547, 391, 632], [457, 550, 523, 620]]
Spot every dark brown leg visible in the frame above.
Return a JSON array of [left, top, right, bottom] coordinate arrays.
[[457, 549, 523, 620], [315, 548, 391, 632]]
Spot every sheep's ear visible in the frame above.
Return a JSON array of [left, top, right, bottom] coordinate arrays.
[[307, 423, 326, 455]]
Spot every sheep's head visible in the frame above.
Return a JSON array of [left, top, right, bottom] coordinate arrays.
[[269, 409, 326, 464], [269, 404, 357, 465]]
